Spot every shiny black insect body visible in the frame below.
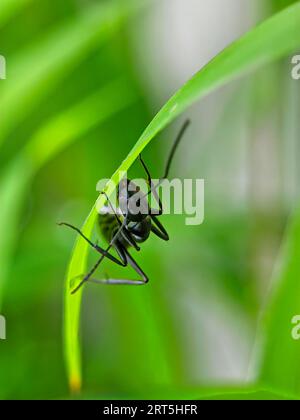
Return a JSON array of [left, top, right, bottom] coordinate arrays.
[[59, 120, 190, 294]]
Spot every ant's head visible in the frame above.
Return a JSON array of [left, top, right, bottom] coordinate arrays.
[[118, 178, 149, 222]]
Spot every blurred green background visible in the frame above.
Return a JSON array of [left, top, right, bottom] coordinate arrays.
[[0, 0, 299, 400]]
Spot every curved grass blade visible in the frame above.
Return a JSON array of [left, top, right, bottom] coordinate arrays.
[[64, 205, 98, 393], [97, 1, 300, 206], [64, 2, 300, 393], [258, 209, 300, 397], [0, 0, 145, 146]]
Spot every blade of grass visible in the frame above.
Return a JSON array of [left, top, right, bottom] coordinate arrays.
[[0, 79, 136, 309], [97, 1, 300, 206], [254, 33, 300, 396], [0, 0, 146, 146], [258, 202, 300, 396], [64, 206, 98, 393], [64, 3, 300, 393]]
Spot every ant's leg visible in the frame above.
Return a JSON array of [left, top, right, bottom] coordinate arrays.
[[58, 222, 124, 267], [119, 228, 141, 251], [101, 192, 141, 251], [71, 239, 124, 294], [100, 192, 122, 228], [163, 119, 190, 179], [125, 248, 149, 284], [139, 120, 191, 216], [83, 244, 148, 288], [150, 215, 169, 241], [71, 242, 148, 293], [139, 154, 163, 215], [151, 225, 169, 241]]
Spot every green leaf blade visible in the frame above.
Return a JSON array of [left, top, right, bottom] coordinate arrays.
[[133, 1, 300, 155], [259, 208, 300, 397], [63, 2, 300, 393], [64, 206, 98, 393]]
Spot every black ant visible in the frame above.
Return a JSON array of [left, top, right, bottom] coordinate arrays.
[[59, 120, 190, 294]]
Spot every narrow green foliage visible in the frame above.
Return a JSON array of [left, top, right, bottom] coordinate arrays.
[[63, 3, 300, 393]]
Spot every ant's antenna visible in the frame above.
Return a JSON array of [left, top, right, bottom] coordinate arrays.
[[163, 119, 191, 179], [140, 119, 191, 201]]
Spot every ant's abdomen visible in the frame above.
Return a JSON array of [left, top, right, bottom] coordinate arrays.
[[98, 212, 120, 244], [128, 217, 152, 243]]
